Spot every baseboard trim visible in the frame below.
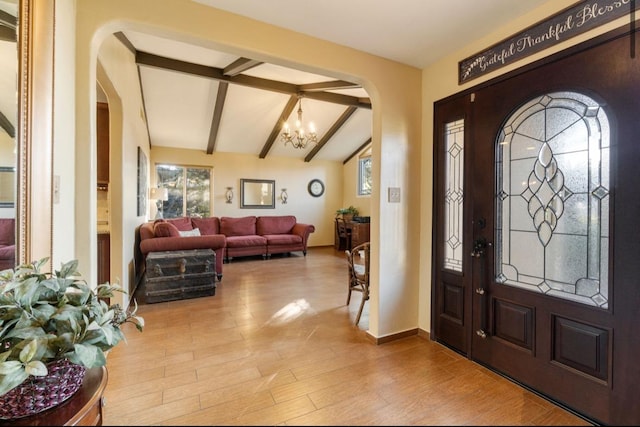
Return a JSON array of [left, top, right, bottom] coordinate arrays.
[[365, 327, 421, 344]]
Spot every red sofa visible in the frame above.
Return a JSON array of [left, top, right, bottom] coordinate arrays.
[[0, 218, 15, 271], [221, 215, 315, 262], [136, 215, 315, 281]]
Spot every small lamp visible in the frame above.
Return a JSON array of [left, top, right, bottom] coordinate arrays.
[[225, 187, 234, 204], [280, 188, 288, 204], [149, 187, 169, 219]]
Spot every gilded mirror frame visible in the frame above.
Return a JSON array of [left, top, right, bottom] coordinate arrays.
[[16, 0, 54, 267]]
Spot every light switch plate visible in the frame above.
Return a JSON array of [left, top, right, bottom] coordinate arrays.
[[53, 175, 60, 204], [388, 187, 401, 203]]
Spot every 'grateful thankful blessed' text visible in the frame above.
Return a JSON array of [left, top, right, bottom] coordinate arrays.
[[459, 0, 638, 84]]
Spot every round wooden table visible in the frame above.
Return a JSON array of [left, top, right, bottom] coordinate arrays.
[[0, 367, 107, 426]]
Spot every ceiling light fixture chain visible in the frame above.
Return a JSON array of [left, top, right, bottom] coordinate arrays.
[[281, 94, 317, 149]]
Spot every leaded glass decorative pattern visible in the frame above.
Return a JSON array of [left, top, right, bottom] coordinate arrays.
[[495, 92, 609, 308], [444, 119, 464, 272]]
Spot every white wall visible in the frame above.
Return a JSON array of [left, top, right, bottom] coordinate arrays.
[[51, 0, 76, 266], [149, 147, 343, 247], [94, 34, 151, 308], [72, 0, 422, 339]]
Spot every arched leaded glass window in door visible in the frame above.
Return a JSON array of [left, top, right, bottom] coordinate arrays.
[[495, 92, 610, 308]]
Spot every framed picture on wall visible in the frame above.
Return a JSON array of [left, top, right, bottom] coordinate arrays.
[[137, 147, 147, 216]]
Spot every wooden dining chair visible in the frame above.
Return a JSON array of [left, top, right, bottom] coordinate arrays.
[[345, 241, 370, 325], [335, 218, 352, 251]]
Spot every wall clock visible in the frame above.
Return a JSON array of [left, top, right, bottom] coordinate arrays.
[[308, 179, 325, 197]]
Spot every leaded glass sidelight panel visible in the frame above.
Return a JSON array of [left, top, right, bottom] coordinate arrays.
[[444, 119, 464, 272], [495, 92, 609, 308]]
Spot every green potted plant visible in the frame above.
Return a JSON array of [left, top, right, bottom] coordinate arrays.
[[336, 205, 360, 222], [0, 258, 144, 419]]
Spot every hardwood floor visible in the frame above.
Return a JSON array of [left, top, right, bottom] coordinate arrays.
[[103, 247, 593, 426]]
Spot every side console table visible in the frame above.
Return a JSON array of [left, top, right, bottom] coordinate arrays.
[[348, 221, 370, 250], [334, 221, 370, 251]]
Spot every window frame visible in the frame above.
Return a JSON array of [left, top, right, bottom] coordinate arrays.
[[357, 149, 372, 197], [155, 163, 213, 218]]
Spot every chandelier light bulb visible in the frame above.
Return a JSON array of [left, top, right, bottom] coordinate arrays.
[[281, 95, 318, 149]]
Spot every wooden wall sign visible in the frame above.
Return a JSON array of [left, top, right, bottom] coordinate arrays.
[[459, 0, 639, 84]]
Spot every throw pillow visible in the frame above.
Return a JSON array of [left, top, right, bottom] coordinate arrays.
[[166, 217, 193, 231], [220, 216, 257, 236], [191, 217, 220, 235], [154, 221, 180, 237], [179, 228, 201, 237], [256, 215, 296, 235]]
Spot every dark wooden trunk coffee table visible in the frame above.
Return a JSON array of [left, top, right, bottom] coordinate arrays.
[[143, 249, 216, 303]]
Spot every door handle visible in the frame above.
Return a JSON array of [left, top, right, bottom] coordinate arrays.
[[472, 237, 490, 338], [470, 237, 487, 258]]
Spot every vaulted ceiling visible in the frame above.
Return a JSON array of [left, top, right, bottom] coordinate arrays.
[[98, 0, 550, 164], [105, 30, 372, 164]]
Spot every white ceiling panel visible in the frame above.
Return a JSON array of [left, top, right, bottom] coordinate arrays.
[[141, 67, 219, 150], [327, 87, 369, 98], [314, 109, 373, 162], [215, 85, 289, 155], [243, 63, 340, 85], [125, 30, 236, 68], [127, 28, 371, 162], [0, 0, 17, 15]]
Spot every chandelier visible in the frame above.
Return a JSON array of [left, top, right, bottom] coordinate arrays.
[[281, 95, 317, 149]]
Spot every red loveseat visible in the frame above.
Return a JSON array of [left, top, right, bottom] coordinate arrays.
[[259, 215, 315, 258], [221, 215, 315, 262]]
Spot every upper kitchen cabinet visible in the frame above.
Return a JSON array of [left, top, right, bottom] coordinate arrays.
[[97, 102, 109, 186]]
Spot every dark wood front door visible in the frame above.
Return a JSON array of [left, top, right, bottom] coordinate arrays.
[[432, 27, 640, 425]]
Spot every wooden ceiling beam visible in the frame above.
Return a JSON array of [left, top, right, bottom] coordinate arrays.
[[299, 80, 361, 92], [114, 32, 136, 55], [113, 33, 150, 150], [0, 25, 15, 42], [0, 10, 16, 42], [136, 51, 370, 108], [343, 137, 372, 164], [301, 91, 370, 109], [207, 82, 228, 154], [223, 58, 263, 76], [126, 44, 373, 162], [304, 106, 358, 162], [259, 95, 299, 159], [0, 110, 15, 138], [0, 9, 16, 29]]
